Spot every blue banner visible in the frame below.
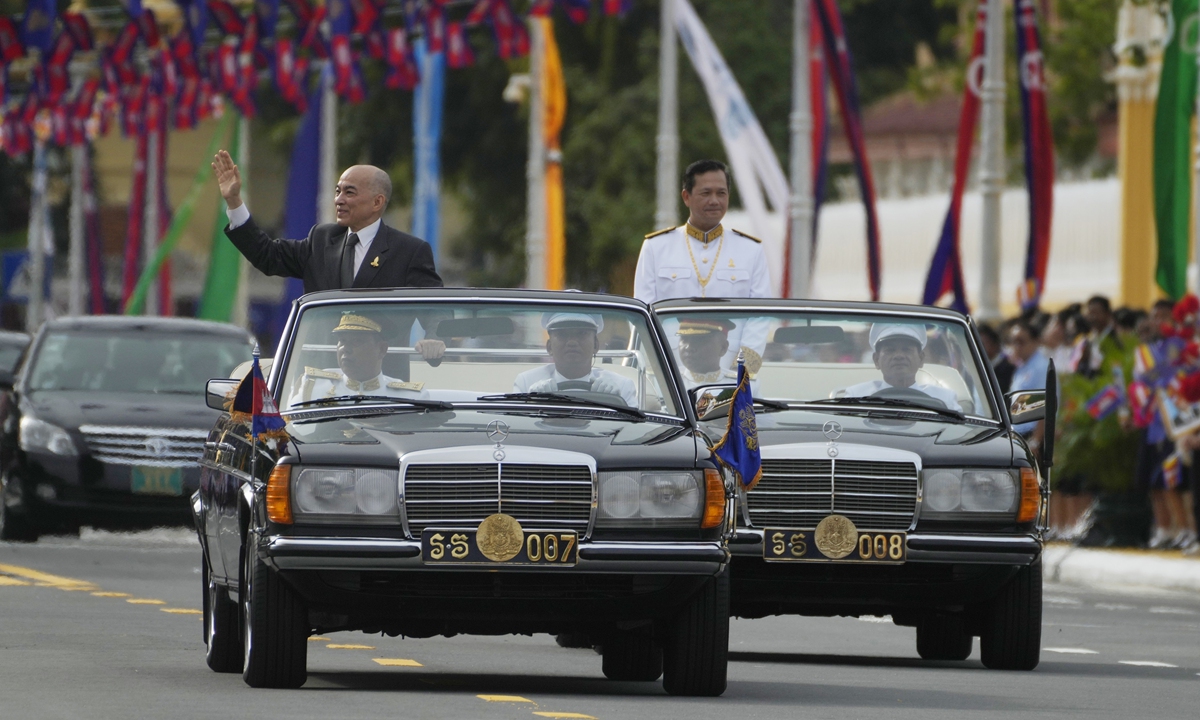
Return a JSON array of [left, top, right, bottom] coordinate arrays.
[[276, 73, 325, 335], [412, 38, 445, 259]]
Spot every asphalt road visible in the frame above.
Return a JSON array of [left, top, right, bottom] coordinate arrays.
[[1, 529, 1196, 720]]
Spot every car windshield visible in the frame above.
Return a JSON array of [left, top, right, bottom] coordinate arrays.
[[28, 331, 253, 394], [278, 301, 680, 417], [658, 310, 997, 420]]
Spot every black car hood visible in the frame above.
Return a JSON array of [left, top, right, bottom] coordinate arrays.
[[21, 390, 221, 431], [703, 409, 1016, 467], [283, 409, 702, 469]]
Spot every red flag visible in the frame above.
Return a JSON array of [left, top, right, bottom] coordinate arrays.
[[385, 28, 420, 90], [1015, 0, 1054, 310], [61, 12, 93, 51], [109, 21, 140, 65], [446, 21, 475, 69], [425, 5, 446, 54], [352, 0, 386, 60], [122, 128, 149, 307], [136, 9, 161, 48], [207, 1, 246, 35], [0, 18, 22, 63]]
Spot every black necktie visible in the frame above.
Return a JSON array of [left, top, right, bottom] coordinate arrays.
[[340, 232, 360, 287]]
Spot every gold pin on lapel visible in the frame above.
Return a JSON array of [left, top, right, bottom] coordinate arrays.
[[370, 256, 380, 268]]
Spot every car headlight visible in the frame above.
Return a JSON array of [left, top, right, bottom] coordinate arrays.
[[293, 467, 399, 522], [921, 469, 1018, 516], [598, 471, 702, 526], [19, 417, 78, 456]]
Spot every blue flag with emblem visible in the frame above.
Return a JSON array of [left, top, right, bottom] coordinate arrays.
[[711, 355, 762, 491]]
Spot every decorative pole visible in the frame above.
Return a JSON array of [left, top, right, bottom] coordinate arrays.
[[525, 18, 547, 289], [655, 0, 679, 231], [319, 62, 337, 226], [232, 114, 251, 327], [144, 121, 160, 315], [976, 0, 1006, 321], [69, 143, 86, 317], [787, 0, 814, 298], [28, 110, 52, 331]]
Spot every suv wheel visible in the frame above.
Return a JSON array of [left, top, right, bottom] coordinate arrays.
[[0, 475, 38, 543], [980, 561, 1042, 670], [916, 613, 973, 661], [203, 552, 243, 673], [662, 571, 729, 697], [241, 541, 308, 688], [602, 630, 663, 681]]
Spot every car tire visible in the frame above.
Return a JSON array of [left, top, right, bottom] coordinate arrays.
[[203, 552, 243, 673], [555, 632, 593, 649], [980, 561, 1042, 671], [0, 475, 37, 543], [241, 541, 308, 688], [601, 630, 663, 681], [661, 571, 729, 697], [916, 614, 973, 661]]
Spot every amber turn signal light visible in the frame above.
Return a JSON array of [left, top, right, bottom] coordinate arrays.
[[1017, 467, 1040, 523], [701, 468, 726, 529], [266, 464, 293, 525]]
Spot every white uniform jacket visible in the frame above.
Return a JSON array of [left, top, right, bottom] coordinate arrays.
[[633, 224, 773, 304], [512, 365, 638, 408], [842, 379, 962, 412], [287, 367, 429, 408]]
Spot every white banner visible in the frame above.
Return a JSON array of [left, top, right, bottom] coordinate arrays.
[[674, 0, 791, 296]]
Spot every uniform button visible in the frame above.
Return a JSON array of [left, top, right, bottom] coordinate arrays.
[[671, 273, 677, 279]]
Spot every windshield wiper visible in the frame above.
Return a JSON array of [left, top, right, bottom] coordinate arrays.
[[753, 398, 792, 412], [478, 392, 647, 420], [287, 395, 453, 411], [803, 396, 966, 421]]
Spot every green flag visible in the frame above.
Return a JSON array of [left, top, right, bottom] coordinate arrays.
[[1154, 0, 1199, 299], [198, 116, 244, 322]]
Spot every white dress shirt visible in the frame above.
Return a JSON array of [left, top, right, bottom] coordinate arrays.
[[512, 365, 638, 407], [842, 379, 963, 412], [226, 204, 382, 277]]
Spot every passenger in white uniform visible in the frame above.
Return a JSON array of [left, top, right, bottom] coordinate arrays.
[[513, 313, 638, 408], [842, 324, 962, 412], [287, 311, 432, 407], [674, 318, 738, 389]]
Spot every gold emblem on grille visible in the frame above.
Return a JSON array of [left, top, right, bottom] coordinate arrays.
[[814, 514, 859, 559], [476, 514, 524, 562]]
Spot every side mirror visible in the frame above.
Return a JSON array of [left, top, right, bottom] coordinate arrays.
[[0, 368, 13, 390], [1007, 389, 1046, 425], [689, 384, 737, 421], [206, 378, 239, 411]]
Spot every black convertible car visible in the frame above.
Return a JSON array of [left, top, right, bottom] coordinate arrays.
[[0, 316, 254, 540], [655, 298, 1051, 671], [194, 289, 733, 693]]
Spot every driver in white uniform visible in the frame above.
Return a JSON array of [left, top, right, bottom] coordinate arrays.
[[287, 311, 431, 407], [513, 313, 638, 407], [843, 324, 962, 411]]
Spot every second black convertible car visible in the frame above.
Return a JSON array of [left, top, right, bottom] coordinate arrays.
[[655, 299, 1051, 671], [195, 289, 733, 693], [0, 317, 254, 540]]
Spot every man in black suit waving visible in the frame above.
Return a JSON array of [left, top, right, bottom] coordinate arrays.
[[211, 149, 442, 292]]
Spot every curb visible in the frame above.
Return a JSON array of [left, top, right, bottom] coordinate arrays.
[[1043, 543, 1200, 594]]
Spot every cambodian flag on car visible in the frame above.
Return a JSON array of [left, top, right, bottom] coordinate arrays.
[[711, 356, 762, 491], [231, 346, 289, 442]]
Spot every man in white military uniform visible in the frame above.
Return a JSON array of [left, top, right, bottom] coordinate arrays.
[[513, 313, 638, 408], [634, 160, 773, 378], [674, 318, 738, 389], [843, 324, 962, 411], [287, 312, 430, 407]]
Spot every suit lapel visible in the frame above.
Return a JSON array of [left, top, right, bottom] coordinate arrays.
[[326, 226, 350, 289], [352, 224, 393, 288]]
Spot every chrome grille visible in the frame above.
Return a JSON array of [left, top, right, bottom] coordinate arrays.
[[80, 425, 209, 467], [748, 458, 918, 531], [404, 463, 593, 536]]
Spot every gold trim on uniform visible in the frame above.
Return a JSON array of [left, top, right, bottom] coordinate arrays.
[[305, 366, 341, 379], [688, 369, 725, 384], [685, 222, 723, 245], [387, 380, 425, 391], [730, 228, 762, 243], [333, 313, 383, 334], [345, 377, 381, 393], [644, 225, 677, 240], [734, 346, 763, 376]]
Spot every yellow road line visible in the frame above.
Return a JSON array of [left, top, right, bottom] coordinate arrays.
[[308, 636, 331, 642], [126, 598, 167, 605], [326, 644, 375, 650], [0, 576, 31, 586], [0, 564, 97, 591], [161, 608, 203, 615], [372, 658, 423, 667], [532, 713, 596, 719], [478, 696, 535, 703], [91, 592, 131, 598]]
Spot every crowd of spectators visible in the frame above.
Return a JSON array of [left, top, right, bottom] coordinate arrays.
[[983, 295, 1200, 554]]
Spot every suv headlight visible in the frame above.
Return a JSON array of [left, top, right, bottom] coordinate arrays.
[[19, 417, 78, 456], [292, 467, 399, 522], [922, 469, 1018, 516], [597, 471, 702, 526]]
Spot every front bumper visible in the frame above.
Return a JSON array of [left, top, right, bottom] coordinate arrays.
[[266, 535, 729, 575], [729, 528, 1041, 565]]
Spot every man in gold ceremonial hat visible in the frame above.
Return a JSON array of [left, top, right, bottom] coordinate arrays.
[[675, 318, 739, 389], [287, 311, 433, 407]]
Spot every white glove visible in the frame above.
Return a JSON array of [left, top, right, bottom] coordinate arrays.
[[528, 378, 558, 393], [591, 376, 623, 396]]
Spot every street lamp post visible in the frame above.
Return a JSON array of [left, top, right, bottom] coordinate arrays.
[[788, 0, 814, 299], [655, 0, 679, 231], [977, 0, 1006, 321]]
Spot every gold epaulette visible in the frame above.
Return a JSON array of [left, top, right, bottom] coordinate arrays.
[[730, 228, 763, 243], [644, 226, 677, 240], [387, 380, 426, 392], [305, 366, 341, 379]]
